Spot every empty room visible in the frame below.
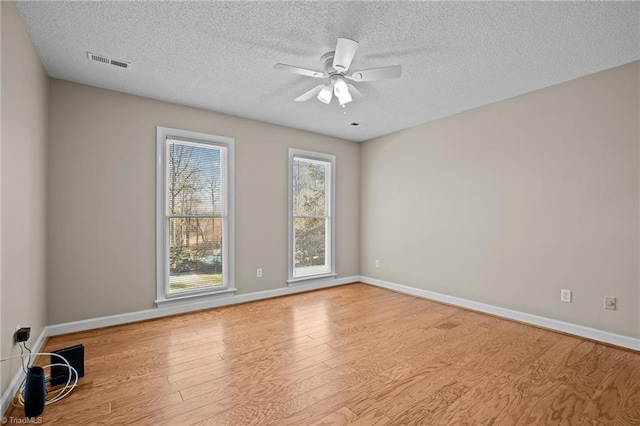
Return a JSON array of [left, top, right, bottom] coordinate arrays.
[[1, 1, 639, 425]]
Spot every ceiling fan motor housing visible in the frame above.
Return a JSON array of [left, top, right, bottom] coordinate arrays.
[[321, 52, 339, 75]]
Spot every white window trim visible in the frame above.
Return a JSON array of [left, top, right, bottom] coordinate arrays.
[[156, 126, 235, 307], [287, 148, 336, 285]]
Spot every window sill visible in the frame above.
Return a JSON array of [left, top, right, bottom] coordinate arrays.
[[287, 273, 337, 287], [155, 287, 237, 308]]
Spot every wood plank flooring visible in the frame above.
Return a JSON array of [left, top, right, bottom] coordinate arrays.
[[5, 283, 640, 425]]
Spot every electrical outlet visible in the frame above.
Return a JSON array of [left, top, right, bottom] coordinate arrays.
[[561, 289, 572, 303], [15, 327, 30, 343], [257, 268, 263, 278], [604, 296, 616, 310], [375, 260, 380, 268]]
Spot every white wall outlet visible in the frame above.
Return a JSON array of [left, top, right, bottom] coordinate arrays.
[[375, 260, 380, 268], [560, 289, 572, 303], [604, 296, 616, 310], [257, 268, 263, 278]]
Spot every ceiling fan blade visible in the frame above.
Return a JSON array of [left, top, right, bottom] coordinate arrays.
[[275, 63, 326, 78], [347, 84, 364, 102], [294, 85, 325, 102], [332, 38, 359, 72], [347, 65, 402, 82]]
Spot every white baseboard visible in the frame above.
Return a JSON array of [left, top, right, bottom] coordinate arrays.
[[360, 276, 640, 351], [1, 327, 48, 417], [47, 276, 359, 337]]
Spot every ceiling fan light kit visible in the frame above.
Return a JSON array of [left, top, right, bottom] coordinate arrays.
[[275, 37, 402, 107], [333, 77, 352, 106], [317, 84, 333, 104]]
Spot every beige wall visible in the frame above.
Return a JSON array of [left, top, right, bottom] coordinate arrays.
[[361, 61, 640, 338], [1, 1, 49, 395], [47, 79, 360, 324]]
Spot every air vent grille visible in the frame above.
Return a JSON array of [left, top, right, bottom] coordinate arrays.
[[87, 52, 130, 69], [110, 60, 129, 68]]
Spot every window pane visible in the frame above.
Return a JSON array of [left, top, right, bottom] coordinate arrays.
[[293, 158, 326, 216], [168, 141, 224, 216], [294, 217, 326, 268], [169, 217, 223, 293]]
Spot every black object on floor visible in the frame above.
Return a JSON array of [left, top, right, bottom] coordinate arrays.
[[24, 366, 45, 417], [50, 344, 84, 386]]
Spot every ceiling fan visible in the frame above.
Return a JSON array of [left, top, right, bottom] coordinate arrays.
[[274, 37, 402, 107]]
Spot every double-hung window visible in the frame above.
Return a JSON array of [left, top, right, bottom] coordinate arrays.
[[288, 148, 336, 283], [156, 127, 234, 304]]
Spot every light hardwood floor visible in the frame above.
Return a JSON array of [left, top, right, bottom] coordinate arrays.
[[5, 283, 640, 425]]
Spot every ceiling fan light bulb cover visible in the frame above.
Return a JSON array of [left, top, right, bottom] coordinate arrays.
[[334, 78, 348, 95], [338, 91, 353, 106], [317, 85, 333, 104]]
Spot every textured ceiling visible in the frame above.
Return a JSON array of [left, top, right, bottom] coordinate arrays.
[[16, 1, 640, 142]]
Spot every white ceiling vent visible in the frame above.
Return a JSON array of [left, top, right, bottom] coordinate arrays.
[[87, 52, 130, 69]]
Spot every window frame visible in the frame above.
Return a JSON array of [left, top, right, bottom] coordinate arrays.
[[156, 126, 235, 306], [287, 148, 336, 285]]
